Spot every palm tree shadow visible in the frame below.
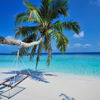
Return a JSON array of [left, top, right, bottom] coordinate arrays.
[[59, 93, 75, 100], [0, 96, 2, 99], [0, 69, 57, 99], [2, 69, 57, 84]]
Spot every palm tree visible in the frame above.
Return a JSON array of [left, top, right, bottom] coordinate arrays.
[[15, 0, 80, 70]]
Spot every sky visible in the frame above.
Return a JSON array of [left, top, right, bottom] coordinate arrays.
[[0, 0, 100, 53]]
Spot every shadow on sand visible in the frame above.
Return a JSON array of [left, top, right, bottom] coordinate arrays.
[[0, 86, 25, 99], [2, 69, 57, 83], [59, 93, 75, 100], [0, 69, 57, 99]]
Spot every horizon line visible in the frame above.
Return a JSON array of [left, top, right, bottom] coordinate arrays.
[[0, 52, 100, 55]]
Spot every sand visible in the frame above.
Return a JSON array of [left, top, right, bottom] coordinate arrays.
[[0, 69, 100, 100]]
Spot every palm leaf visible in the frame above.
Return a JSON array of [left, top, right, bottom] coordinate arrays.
[[52, 21, 80, 34], [40, 0, 51, 20], [15, 11, 29, 26], [43, 33, 52, 66], [30, 45, 37, 60], [52, 20, 63, 32], [22, 31, 37, 43], [24, 0, 43, 24], [15, 26, 39, 38], [44, 33, 51, 50], [57, 35, 69, 52], [24, 0, 35, 9], [52, 30, 69, 52], [52, 0, 69, 17], [63, 22, 80, 34], [35, 42, 42, 70], [18, 47, 30, 59]]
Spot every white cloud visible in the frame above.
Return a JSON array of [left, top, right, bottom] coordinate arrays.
[[73, 31, 84, 38], [83, 44, 91, 48], [72, 43, 91, 48], [73, 43, 82, 47], [6, 35, 14, 39]]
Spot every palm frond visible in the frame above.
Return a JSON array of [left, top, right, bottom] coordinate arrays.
[[52, 0, 69, 17], [44, 34, 50, 50], [35, 42, 42, 70], [24, 0, 43, 24], [46, 8, 59, 23], [57, 35, 69, 52], [18, 47, 30, 58], [39, 0, 69, 24], [40, 0, 51, 20], [22, 31, 37, 43], [15, 26, 39, 38], [15, 11, 29, 26], [52, 30, 69, 52], [52, 21, 80, 34], [52, 20, 63, 32], [43, 33, 52, 66], [63, 22, 80, 34], [24, 0, 35, 9], [30, 45, 37, 60]]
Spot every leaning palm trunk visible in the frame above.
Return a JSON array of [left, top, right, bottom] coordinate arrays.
[[0, 36, 43, 47]]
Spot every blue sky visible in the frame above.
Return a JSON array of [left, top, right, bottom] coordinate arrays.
[[0, 0, 100, 53]]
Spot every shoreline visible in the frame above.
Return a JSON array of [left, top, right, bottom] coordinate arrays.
[[0, 68, 100, 80]]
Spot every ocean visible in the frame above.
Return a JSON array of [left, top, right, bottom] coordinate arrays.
[[0, 53, 100, 77]]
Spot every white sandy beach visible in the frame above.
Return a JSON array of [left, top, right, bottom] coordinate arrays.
[[0, 69, 100, 100]]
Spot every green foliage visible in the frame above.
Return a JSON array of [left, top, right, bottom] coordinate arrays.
[[53, 0, 69, 17], [19, 47, 30, 58], [15, 26, 39, 38], [24, 0, 35, 9], [62, 22, 80, 34], [35, 42, 42, 70], [44, 33, 52, 66], [30, 45, 37, 60], [14, 0, 80, 69], [24, 0, 43, 24], [52, 30, 69, 52], [52, 21, 80, 34], [15, 12, 29, 26]]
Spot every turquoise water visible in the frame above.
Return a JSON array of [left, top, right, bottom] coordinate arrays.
[[0, 54, 100, 77]]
